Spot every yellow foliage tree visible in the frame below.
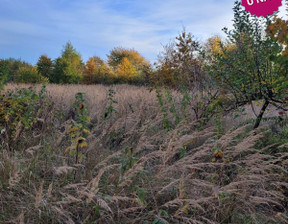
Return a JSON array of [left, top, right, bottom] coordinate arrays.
[[117, 57, 138, 82], [204, 36, 236, 64], [108, 47, 149, 69], [107, 47, 150, 84]]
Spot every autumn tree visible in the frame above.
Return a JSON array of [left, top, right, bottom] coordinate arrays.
[[155, 42, 178, 87], [266, 16, 288, 61], [52, 42, 84, 84], [36, 55, 53, 82], [203, 36, 222, 64], [82, 56, 115, 84], [203, 36, 236, 66], [117, 57, 138, 82], [107, 47, 150, 84], [156, 29, 203, 89], [209, 1, 288, 129]]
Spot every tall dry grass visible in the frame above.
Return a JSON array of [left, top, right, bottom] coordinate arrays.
[[5, 84, 163, 121], [1, 84, 287, 223]]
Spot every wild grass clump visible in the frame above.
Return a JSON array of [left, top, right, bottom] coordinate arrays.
[[0, 84, 287, 223]]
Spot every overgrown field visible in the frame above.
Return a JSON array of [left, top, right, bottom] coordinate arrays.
[[0, 84, 288, 224]]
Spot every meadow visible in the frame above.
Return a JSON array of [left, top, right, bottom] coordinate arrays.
[[1, 0, 288, 223], [0, 83, 287, 223]]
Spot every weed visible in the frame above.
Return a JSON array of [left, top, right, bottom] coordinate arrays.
[[156, 89, 171, 130], [121, 147, 138, 174], [104, 88, 118, 119], [180, 89, 191, 120], [0, 84, 49, 151], [65, 92, 90, 179], [156, 88, 182, 130], [165, 89, 181, 125]]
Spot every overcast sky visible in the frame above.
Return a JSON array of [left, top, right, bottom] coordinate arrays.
[[0, 0, 286, 64]]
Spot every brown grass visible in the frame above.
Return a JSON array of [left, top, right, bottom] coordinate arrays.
[[1, 84, 287, 223]]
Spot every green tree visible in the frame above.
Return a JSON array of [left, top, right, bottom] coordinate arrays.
[[0, 58, 31, 82], [52, 42, 84, 83], [209, 1, 288, 129], [36, 55, 53, 81], [0, 60, 9, 88]]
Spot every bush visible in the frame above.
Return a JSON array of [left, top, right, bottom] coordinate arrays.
[[17, 66, 48, 83]]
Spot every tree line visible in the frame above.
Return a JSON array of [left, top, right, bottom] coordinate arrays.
[[0, 44, 151, 85], [0, 31, 215, 88]]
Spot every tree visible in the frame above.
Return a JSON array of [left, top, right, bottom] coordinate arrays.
[[203, 36, 236, 66], [52, 42, 84, 84], [209, 1, 288, 129], [82, 56, 114, 84], [36, 55, 53, 82], [0, 60, 9, 88], [117, 57, 138, 82], [107, 47, 150, 84], [108, 47, 149, 69], [17, 66, 47, 83], [0, 58, 31, 82], [156, 29, 203, 89]]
